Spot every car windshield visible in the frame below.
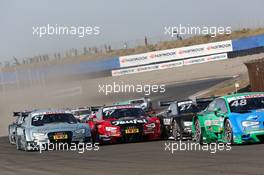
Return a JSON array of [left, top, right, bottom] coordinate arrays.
[[73, 110, 91, 116], [229, 97, 264, 113], [103, 108, 146, 119], [32, 113, 77, 126]]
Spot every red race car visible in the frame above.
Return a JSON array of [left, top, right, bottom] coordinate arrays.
[[87, 105, 161, 144]]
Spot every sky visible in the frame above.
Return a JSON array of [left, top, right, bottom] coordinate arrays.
[[0, 0, 264, 62]]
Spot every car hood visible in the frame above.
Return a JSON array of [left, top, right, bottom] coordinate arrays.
[[229, 109, 264, 123], [105, 116, 149, 126]]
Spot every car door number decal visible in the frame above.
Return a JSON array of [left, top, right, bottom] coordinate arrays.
[[205, 120, 220, 126]]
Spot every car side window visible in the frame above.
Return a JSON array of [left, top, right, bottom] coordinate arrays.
[[169, 103, 178, 116], [96, 109, 103, 120], [217, 99, 228, 113], [21, 117, 27, 127], [15, 116, 21, 124], [207, 100, 217, 112], [17, 116, 25, 125]]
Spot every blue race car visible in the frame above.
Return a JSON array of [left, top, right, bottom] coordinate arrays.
[[192, 92, 264, 144]]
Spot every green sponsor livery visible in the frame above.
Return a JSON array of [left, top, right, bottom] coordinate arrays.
[[192, 92, 264, 144]]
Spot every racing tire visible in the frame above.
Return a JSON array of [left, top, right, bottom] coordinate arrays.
[[16, 136, 22, 150], [8, 134, 15, 145], [23, 142, 30, 152], [84, 137, 92, 143], [193, 119, 203, 145], [224, 119, 234, 144], [172, 120, 181, 141], [92, 128, 100, 145]]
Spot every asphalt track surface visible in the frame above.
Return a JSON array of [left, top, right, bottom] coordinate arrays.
[[1, 77, 263, 175]]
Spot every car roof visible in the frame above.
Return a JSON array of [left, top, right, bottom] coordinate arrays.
[[221, 92, 264, 100], [102, 105, 142, 110], [71, 108, 90, 112], [31, 109, 70, 116]]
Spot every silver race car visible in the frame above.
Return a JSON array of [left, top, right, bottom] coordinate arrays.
[[13, 109, 91, 151], [8, 111, 31, 144]]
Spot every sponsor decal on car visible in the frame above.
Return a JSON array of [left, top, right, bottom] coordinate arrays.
[[227, 94, 264, 102], [111, 119, 148, 126], [103, 105, 139, 112], [205, 120, 220, 126]]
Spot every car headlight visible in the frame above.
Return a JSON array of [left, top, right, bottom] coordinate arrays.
[[105, 127, 118, 132], [32, 132, 46, 139], [75, 128, 85, 134], [242, 121, 260, 127], [146, 123, 156, 128]]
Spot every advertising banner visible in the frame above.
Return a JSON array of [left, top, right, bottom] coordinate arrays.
[[177, 40, 232, 59], [119, 40, 232, 68], [113, 53, 227, 76], [119, 48, 178, 68], [183, 53, 227, 65]]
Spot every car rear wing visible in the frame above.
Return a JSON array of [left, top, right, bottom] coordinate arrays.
[[158, 100, 175, 107], [194, 96, 218, 111], [194, 97, 217, 103], [159, 97, 216, 114], [114, 97, 150, 105], [13, 111, 31, 117], [90, 106, 102, 112]]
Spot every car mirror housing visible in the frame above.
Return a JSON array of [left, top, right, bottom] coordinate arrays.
[[88, 114, 96, 121], [167, 109, 172, 114], [214, 107, 221, 116]]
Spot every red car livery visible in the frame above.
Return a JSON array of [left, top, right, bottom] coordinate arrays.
[[87, 105, 161, 144]]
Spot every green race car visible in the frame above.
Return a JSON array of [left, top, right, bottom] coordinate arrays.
[[192, 92, 264, 144]]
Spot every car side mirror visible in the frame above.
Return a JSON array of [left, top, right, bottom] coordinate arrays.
[[214, 107, 223, 116], [167, 109, 172, 114], [88, 114, 96, 121]]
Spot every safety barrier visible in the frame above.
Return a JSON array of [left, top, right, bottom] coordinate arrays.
[[0, 57, 120, 85], [112, 53, 228, 76], [118, 40, 232, 68], [1, 34, 264, 84], [112, 34, 264, 76], [232, 34, 264, 51]]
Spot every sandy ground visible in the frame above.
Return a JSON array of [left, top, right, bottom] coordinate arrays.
[[0, 53, 264, 136]]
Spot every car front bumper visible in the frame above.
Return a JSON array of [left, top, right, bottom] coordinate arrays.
[[234, 130, 264, 144]]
